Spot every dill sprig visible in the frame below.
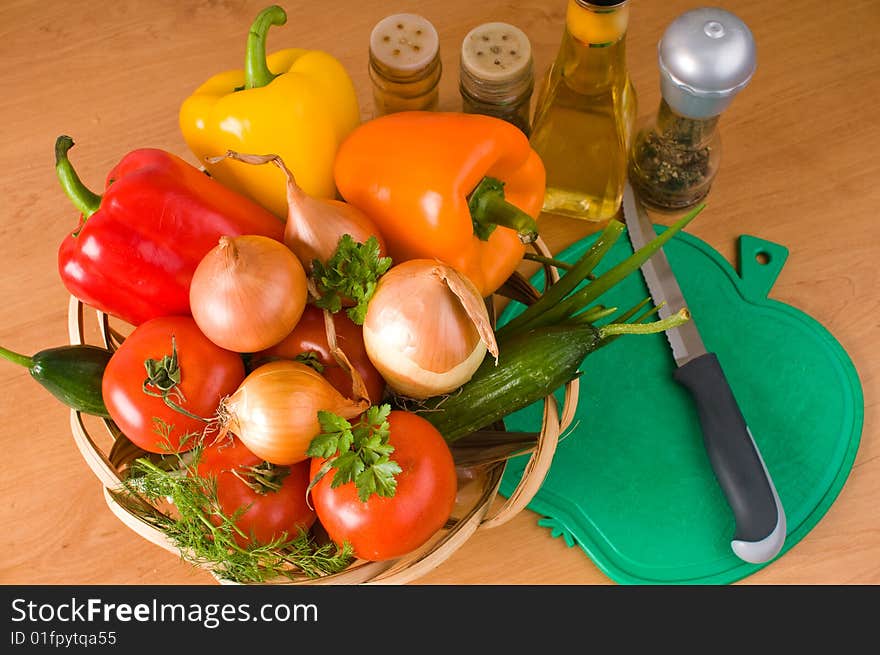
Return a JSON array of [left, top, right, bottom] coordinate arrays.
[[118, 446, 353, 584]]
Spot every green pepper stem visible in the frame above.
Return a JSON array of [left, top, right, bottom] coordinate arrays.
[[55, 136, 102, 219], [243, 5, 287, 90], [468, 176, 539, 244], [522, 252, 573, 271], [0, 345, 34, 369], [525, 204, 705, 331], [566, 305, 618, 325], [607, 296, 654, 325], [599, 308, 691, 338], [497, 218, 625, 337]]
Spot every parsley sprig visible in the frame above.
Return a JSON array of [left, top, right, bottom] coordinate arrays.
[[307, 404, 402, 502], [311, 235, 392, 325]]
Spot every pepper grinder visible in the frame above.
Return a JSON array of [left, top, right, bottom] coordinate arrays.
[[629, 8, 757, 211]]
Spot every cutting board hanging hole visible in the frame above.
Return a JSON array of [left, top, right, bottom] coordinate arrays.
[[738, 235, 789, 302]]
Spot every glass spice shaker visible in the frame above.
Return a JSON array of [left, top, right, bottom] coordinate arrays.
[[369, 13, 442, 117], [629, 8, 757, 211], [529, 1, 638, 223], [459, 22, 535, 136]]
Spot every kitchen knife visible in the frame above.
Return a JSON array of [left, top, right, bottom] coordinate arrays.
[[621, 180, 786, 564]]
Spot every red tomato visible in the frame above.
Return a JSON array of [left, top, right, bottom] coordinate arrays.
[[252, 304, 386, 404], [196, 436, 315, 547], [309, 410, 457, 561], [102, 316, 245, 453]]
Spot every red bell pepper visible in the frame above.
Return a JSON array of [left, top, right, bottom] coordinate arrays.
[[55, 136, 284, 326]]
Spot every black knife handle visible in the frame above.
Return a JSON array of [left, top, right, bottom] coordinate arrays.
[[673, 353, 786, 564]]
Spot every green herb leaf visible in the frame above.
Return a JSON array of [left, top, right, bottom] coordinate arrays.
[[317, 409, 354, 435], [355, 458, 402, 502], [364, 403, 391, 429], [311, 235, 392, 325], [306, 432, 342, 460], [308, 410, 355, 459], [330, 451, 365, 488], [306, 403, 400, 502]]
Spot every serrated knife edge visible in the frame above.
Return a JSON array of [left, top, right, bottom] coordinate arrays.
[[621, 181, 706, 366]]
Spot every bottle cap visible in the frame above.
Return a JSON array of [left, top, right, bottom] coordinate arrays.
[[568, 1, 630, 45], [461, 22, 533, 85], [370, 14, 439, 76], [575, 1, 627, 7], [658, 7, 756, 118]]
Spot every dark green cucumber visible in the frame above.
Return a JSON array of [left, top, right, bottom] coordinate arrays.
[[0, 344, 112, 417], [412, 324, 600, 442]]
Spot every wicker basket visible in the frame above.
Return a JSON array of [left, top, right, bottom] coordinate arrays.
[[66, 238, 578, 585]]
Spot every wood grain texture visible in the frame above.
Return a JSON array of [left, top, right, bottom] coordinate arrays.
[[0, 0, 876, 585]]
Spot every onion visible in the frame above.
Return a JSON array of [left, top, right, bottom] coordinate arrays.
[[206, 150, 387, 270], [220, 360, 369, 465], [190, 235, 307, 353], [362, 260, 498, 399]]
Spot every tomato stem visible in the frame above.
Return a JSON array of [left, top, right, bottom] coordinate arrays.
[[231, 462, 290, 495], [142, 336, 212, 422], [293, 351, 325, 373]]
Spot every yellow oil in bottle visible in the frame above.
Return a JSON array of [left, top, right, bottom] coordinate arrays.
[[530, 1, 636, 223]]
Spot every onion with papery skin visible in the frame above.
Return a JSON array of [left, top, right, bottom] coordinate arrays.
[[221, 360, 369, 466], [190, 235, 308, 353], [362, 260, 498, 400], [206, 150, 387, 271]]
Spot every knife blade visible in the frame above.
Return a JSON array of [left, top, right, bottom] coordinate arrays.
[[621, 180, 786, 564]]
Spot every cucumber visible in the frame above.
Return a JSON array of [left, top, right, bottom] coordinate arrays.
[[410, 324, 599, 442], [0, 344, 112, 417]]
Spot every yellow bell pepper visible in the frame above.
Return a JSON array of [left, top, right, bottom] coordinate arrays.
[[179, 5, 361, 219]]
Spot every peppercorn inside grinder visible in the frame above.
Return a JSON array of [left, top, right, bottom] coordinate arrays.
[[629, 8, 756, 211]]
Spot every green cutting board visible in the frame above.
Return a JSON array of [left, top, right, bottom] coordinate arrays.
[[498, 229, 864, 585]]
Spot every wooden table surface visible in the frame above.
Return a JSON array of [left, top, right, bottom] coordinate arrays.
[[0, 0, 877, 586]]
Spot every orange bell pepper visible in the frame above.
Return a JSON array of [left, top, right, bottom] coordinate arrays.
[[333, 111, 545, 297]]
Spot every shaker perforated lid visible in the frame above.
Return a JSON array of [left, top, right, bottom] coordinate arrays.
[[658, 7, 756, 118], [461, 22, 533, 84], [370, 14, 439, 74]]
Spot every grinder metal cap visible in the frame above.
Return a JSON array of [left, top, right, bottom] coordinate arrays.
[[658, 7, 756, 119]]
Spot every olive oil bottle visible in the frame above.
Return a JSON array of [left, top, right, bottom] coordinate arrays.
[[530, 0, 636, 222]]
